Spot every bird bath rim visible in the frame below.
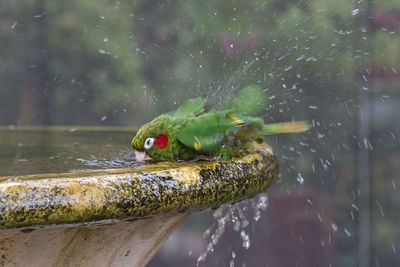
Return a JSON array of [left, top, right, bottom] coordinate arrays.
[[0, 141, 278, 231]]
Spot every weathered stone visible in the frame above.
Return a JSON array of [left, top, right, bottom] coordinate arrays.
[[0, 142, 278, 266], [0, 143, 278, 230]]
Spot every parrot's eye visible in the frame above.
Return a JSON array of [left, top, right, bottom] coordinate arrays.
[[144, 137, 154, 149], [144, 137, 155, 149]]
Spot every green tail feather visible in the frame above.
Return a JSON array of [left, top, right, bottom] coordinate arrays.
[[261, 121, 311, 135]]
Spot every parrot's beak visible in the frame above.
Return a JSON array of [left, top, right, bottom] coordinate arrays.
[[134, 150, 152, 162]]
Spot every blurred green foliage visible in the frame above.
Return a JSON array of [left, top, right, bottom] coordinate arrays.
[[0, 0, 360, 127], [1, 0, 400, 266]]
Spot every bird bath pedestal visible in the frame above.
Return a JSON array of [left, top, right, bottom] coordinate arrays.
[[0, 128, 278, 266]]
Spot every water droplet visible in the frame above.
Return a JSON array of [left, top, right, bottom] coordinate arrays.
[[344, 228, 351, 237], [351, 204, 359, 211], [240, 230, 250, 249], [296, 173, 304, 184], [98, 49, 110, 55], [197, 253, 207, 265], [284, 65, 292, 71], [351, 9, 359, 16]]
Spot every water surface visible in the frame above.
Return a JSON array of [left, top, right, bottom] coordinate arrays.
[[0, 129, 136, 177]]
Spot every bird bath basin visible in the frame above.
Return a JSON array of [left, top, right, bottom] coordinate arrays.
[[0, 126, 278, 266]]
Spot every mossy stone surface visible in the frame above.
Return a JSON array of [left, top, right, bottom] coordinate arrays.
[[0, 143, 278, 230]]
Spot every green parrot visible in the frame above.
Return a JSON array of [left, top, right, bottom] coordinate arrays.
[[131, 96, 310, 162]]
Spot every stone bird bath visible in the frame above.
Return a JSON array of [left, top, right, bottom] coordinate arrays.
[[0, 126, 278, 266]]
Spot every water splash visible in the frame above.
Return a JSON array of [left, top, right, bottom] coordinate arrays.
[[197, 193, 269, 266], [253, 193, 268, 221], [240, 230, 250, 249], [74, 148, 136, 171]]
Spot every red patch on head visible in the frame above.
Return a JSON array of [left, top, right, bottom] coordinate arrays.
[[155, 134, 168, 149]]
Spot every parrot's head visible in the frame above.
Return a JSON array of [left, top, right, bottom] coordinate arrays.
[[131, 115, 176, 162]]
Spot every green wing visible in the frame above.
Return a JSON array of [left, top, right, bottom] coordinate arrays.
[[176, 111, 266, 152], [176, 110, 233, 152], [174, 97, 206, 118], [232, 85, 268, 116]]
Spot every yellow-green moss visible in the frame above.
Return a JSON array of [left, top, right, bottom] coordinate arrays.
[[0, 143, 278, 230]]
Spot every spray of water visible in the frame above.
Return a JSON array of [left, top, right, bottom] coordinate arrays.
[[196, 192, 269, 266]]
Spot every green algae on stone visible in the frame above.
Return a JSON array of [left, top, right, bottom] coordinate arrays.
[[0, 143, 278, 230]]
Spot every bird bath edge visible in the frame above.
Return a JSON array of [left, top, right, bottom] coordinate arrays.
[[0, 142, 278, 266]]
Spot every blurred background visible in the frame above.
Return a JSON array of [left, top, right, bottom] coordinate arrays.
[[1, 0, 400, 266]]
